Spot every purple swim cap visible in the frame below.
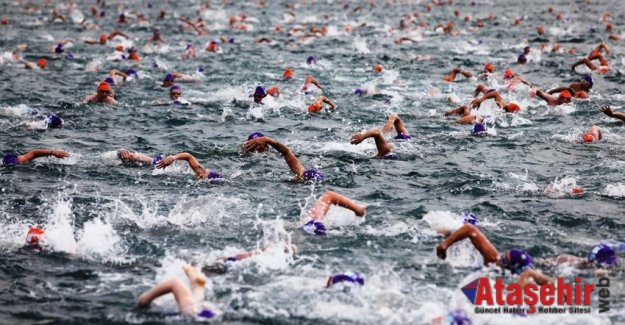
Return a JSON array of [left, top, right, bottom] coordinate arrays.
[[253, 86, 266, 97], [303, 168, 324, 182], [153, 28, 160, 35], [104, 77, 115, 85], [328, 272, 365, 286], [2, 152, 19, 165], [517, 54, 527, 64], [247, 131, 264, 140], [505, 248, 534, 274], [589, 244, 617, 266], [128, 46, 137, 53], [228, 37, 235, 44], [55, 43, 64, 54], [197, 65, 205, 73], [197, 308, 215, 319], [163, 73, 175, 82], [446, 309, 472, 325], [523, 46, 531, 54], [384, 97, 392, 105], [303, 220, 327, 235], [170, 85, 181, 93], [151, 154, 163, 166], [185, 43, 194, 50], [471, 123, 487, 134], [394, 133, 412, 140], [354, 88, 367, 96], [461, 212, 479, 225], [225, 256, 241, 262], [306, 56, 316, 64], [582, 74, 593, 87], [207, 171, 224, 179], [126, 68, 138, 76], [45, 113, 64, 128], [382, 152, 399, 160]]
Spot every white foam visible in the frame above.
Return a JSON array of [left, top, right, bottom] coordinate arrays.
[[604, 183, 625, 198]]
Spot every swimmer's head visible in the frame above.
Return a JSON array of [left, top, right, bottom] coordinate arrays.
[[104, 77, 115, 85], [115, 45, 124, 52], [306, 55, 316, 65], [26, 226, 45, 248], [197, 65, 205, 73], [372, 64, 383, 72], [153, 28, 160, 35], [503, 248, 534, 274], [302, 169, 324, 182], [162, 73, 175, 87], [558, 90, 572, 103], [461, 212, 479, 225], [206, 170, 224, 180], [588, 244, 618, 266], [471, 123, 487, 134], [99, 33, 107, 42], [327, 272, 365, 287], [45, 113, 64, 128], [169, 85, 182, 100], [267, 86, 280, 97], [523, 46, 531, 54], [581, 74, 593, 88], [575, 91, 588, 99], [303, 220, 327, 235], [503, 69, 514, 79], [394, 133, 412, 140], [253, 86, 266, 103], [354, 88, 368, 96], [247, 131, 264, 140], [517, 54, 527, 64], [582, 133, 595, 143], [54, 43, 64, 54], [37, 58, 47, 69], [97, 81, 111, 93], [484, 63, 495, 73], [505, 102, 521, 112], [446, 309, 471, 325], [126, 68, 138, 77], [2, 151, 19, 165], [283, 68, 294, 79], [228, 37, 235, 44]]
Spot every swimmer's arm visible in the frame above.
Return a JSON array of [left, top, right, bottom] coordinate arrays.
[[436, 224, 499, 264], [319, 96, 336, 109], [157, 152, 206, 178], [84, 39, 100, 45], [109, 69, 128, 81], [117, 150, 152, 164], [536, 90, 554, 103], [547, 87, 568, 95], [350, 128, 392, 157], [308, 76, 322, 90], [218, 250, 258, 261], [597, 42, 611, 55], [19, 149, 69, 164], [242, 137, 306, 177], [307, 191, 366, 220], [472, 91, 503, 108], [108, 31, 129, 39], [515, 269, 554, 287], [600, 105, 625, 122]]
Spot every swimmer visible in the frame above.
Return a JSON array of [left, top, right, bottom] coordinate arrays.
[[580, 125, 602, 143], [206, 41, 220, 52], [436, 224, 554, 283], [477, 63, 495, 80], [393, 37, 418, 45], [161, 73, 179, 87], [572, 42, 610, 72], [471, 89, 522, 112], [83, 81, 117, 104], [307, 96, 336, 113], [84, 31, 129, 45], [150, 28, 164, 43], [538, 241, 624, 270], [202, 244, 297, 276], [302, 191, 367, 236], [534, 89, 572, 106], [326, 272, 365, 287], [25, 226, 45, 250], [301, 75, 322, 94], [283, 68, 294, 80], [546, 74, 593, 98], [169, 85, 191, 105], [181, 43, 196, 59], [138, 264, 219, 320], [52, 40, 72, 54], [502, 69, 533, 87], [2, 149, 70, 165], [117, 150, 163, 167], [442, 67, 473, 82], [24, 58, 47, 70], [382, 113, 412, 140], [600, 105, 625, 123], [127, 47, 140, 61], [44, 113, 64, 128], [266, 86, 280, 98], [242, 134, 324, 182], [252, 86, 267, 104], [156, 152, 223, 180], [350, 127, 398, 159]]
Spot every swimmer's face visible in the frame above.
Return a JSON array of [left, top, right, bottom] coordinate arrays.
[[170, 90, 182, 100], [252, 144, 269, 153], [253, 94, 264, 103], [97, 89, 112, 99], [162, 80, 175, 87]]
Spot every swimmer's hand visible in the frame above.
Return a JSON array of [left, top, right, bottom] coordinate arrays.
[[156, 156, 175, 169], [600, 105, 614, 117], [242, 136, 270, 152], [118, 150, 134, 161], [350, 133, 367, 145], [436, 244, 447, 260], [471, 98, 482, 108], [53, 150, 70, 158]]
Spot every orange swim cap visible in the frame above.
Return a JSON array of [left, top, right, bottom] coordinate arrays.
[[115, 45, 124, 51], [484, 63, 495, 73], [504, 69, 514, 79], [129, 52, 140, 61], [283, 68, 294, 79], [559, 90, 572, 99], [267, 86, 280, 97], [98, 81, 111, 92], [505, 103, 521, 112], [37, 58, 47, 69], [100, 33, 107, 41], [308, 102, 322, 113], [373, 64, 383, 72], [443, 75, 454, 82], [582, 133, 595, 143], [514, 18, 521, 25], [598, 66, 609, 74], [575, 91, 588, 99], [26, 227, 45, 247], [571, 187, 584, 194]]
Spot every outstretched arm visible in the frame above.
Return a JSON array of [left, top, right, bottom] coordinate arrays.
[[572, 58, 596, 71], [109, 69, 128, 81], [515, 269, 554, 287], [383, 113, 410, 135], [307, 191, 366, 221], [157, 152, 207, 179], [350, 128, 392, 157], [18, 149, 69, 164], [472, 91, 505, 108], [318, 96, 336, 109], [435, 224, 500, 265], [242, 136, 306, 178], [600, 105, 625, 122], [118, 150, 152, 165], [138, 265, 205, 317], [547, 86, 570, 95], [536, 90, 556, 104], [108, 31, 129, 39]]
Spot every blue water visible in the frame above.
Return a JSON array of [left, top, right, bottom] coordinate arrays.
[[1, 1, 624, 324]]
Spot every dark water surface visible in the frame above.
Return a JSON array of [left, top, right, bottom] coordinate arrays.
[[1, 0, 625, 324]]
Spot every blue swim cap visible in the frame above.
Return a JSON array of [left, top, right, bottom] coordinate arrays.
[[588, 244, 617, 266], [517, 54, 527, 64], [382, 152, 399, 160], [170, 85, 181, 93], [471, 123, 487, 134], [104, 77, 115, 85], [504, 248, 534, 274], [328, 272, 365, 287], [303, 220, 327, 235], [461, 212, 479, 225], [45, 113, 64, 128], [163, 73, 175, 82], [394, 133, 412, 140], [197, 308, 215, 319], [197, 65, 205, 73], [253, 86, 266, 97], [225, 256, 241, 262], [153, 28, 160, 35], [582, 74, 593, 87], [2, 152, 19, 165], [354, 88, 367, 96], [303, 168, 324, 182], [126, 68, 138, 77], [207, 171, 224, 179], [306, 56, 316, 64], [128, 46, 137, 53], [446, 309, 472, 325], [54, 43, 64, 54], [247, 131, 264, 140], [151, 154, 163, 166], [228, 37, 236, 44]]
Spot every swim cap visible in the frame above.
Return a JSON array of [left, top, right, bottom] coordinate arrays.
[[559, 90, 572, 99], [384, 97, 392, 105], [207, 171, 224, 179], [505, 248, 534, 274], [197, 308, 215, 319], [394, 133, 412, 140], [308, 102, 322, 113], [503, 69, 514, 79], [99, 33, 107, 41], [253, 86, 266, 97], [2, 151, 19, 165], [128, 46, 137, 53], [104, 77, 115, 85], [517, 54, 527, 64], [354, 88, 368, 96], [303, 168, 324, 182], [267, 86, 280, 97], [185, 43, 194, 50], [37, 58, 47, 69], [446, 309, 472, 325], [126, 68, 138, 77], [26, 227, 45, 247], [303, 220, 327, 235], [582, 74, 593, 87], [582, 133, 595, 143], [328, 272, 365, 287], [283, 68, 294, 79], [588, 244, 617, 266], [151, 154, 163, 166], [228, 37, 236, 44], [45, 113, 64, 128], [505, 103, 521, 112], [153, 28, 160, 35], [170, 85, 181, 93], [225, 256, 241, 262], [54, 43, 64, 54], [98, 81, 111, 92], [484, 63, 495, 73], [373, 64, 383, 72], [461, 212, 479, 225], [471, 123, 487, 134], [523, 46, 531, 54], [382, 152, 399, 160], [248, 131, 264, 140], [575, 91, 588, 99], [306, 56, 316, 64], [163, 73, 175, 82], [197, 65, 205, 73], [115, 45, 124, 51]]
